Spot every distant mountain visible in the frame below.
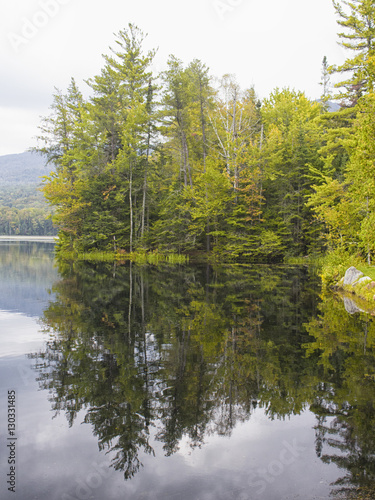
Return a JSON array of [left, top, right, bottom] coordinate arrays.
[[0, 152, 56, 236], [0, 151, 52, 186], [316, 100, 341, 112], [326, 101, 341, 112]]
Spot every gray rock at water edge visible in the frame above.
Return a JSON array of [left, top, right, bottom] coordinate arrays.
[[356, 276, 372, 285], [343, 297, 364, 314], [343, 267, 364, 285]]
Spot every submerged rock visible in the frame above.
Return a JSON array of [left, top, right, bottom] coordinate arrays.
[[343, 267, 364, 285], [335, 267, 375, 314]]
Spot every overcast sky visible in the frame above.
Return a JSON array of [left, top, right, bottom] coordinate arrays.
[[0, 0, 347, 157]]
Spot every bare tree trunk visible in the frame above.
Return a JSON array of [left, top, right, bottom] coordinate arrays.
[[199, 79, 207, 171], [259, 123, 264, 220], [129, 160, 133, 253], [128, 262, 133, 343], [181, 142, 187, 187], [232, 89, 239, 193], [141, 116, 152, 240], [202, 98, 210, 248], [141, 169, 147, 241], [182, 133, 192, 187]]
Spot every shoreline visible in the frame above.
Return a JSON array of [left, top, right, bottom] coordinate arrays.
[[0, 236, 57, 243], [332, 266, 375, 315]]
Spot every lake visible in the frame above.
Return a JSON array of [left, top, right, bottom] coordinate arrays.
[[0, 241, 374, 500]]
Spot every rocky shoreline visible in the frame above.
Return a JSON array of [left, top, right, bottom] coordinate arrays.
[[334, 266, 375, 315]]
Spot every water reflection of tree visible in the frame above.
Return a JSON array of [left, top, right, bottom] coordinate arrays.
[[31, 261, 319, 479], [305, 292, 375, 498]]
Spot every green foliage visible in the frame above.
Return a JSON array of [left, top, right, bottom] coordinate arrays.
[[261, 88, 325, 255], [331, 0, 375, 105], [308, 93, 375, 263], [305, 3, 375, 264], [318, 247, 363, 287], [0, 207, 54, 236], [0, 153, 55, 236], [59, 249, 188, 264], [5, 6, 375, 258], [34, 12, 375, 262]]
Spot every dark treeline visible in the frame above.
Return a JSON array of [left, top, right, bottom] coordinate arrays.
[[36, 1, 375, 260], [0, 153, 56, 236], [0, 187, 55, 236], [0, 205, 55, 236]]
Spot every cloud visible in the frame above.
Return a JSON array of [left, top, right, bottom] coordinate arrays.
[[0, 106, 46, 155], [0, 0, 345, 155], [0, 71, 54, 110]]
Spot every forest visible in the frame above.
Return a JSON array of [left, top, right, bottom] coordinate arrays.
[[35, 0, 375, 262], [0, 152, 55, 236]]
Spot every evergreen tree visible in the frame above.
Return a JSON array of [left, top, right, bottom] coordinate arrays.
[[261, 89, 324, 255], [35, 23, 355, 260], [160, 56, 195, 188], [307, 4, 375, 260], [332, 0, 375, 106]]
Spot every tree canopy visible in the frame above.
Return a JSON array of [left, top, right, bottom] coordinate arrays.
[[34, 5, 375, 262]]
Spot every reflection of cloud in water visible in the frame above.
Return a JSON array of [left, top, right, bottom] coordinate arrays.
[[119, 411, 338, 500], [8, 255, 374, 499], [0, 380, 341, 500], [0, 241, 58, 317], [0, 310, 45, 357]]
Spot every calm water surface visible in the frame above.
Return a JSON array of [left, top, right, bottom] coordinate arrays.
[[0, 242, 374, 500]]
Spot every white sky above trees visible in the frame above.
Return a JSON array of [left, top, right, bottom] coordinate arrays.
[[0, 0, 346, 156]]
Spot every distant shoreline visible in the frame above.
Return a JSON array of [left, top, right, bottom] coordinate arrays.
[[0, 236, 57, 243]]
